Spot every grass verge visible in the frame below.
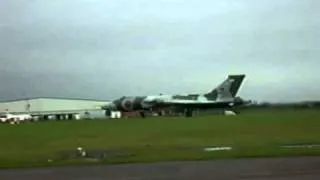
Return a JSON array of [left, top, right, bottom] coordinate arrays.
[[0, 109, 319, 168]]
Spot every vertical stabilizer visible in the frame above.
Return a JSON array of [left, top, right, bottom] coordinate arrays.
[[204, 74, 246, 100], [228, 74, 246, 97]]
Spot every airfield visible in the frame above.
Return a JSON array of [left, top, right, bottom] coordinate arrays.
[[0, 108, 319, 169], [1, 156, 320, 180]]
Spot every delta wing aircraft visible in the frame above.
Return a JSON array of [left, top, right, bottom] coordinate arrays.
[[101, 74, 250, 117]]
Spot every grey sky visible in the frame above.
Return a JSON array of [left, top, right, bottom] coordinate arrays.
[[0, 0, 319, 102]]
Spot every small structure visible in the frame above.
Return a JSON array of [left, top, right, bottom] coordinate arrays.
[[110, 111, 122, 119], [0, 97, 110, 120], [224, 110, 237, 116]]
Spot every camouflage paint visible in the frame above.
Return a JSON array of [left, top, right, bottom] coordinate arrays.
[[229, 75, 245, 97], [104, 74, 247, 112], [112, 96, 149, 112], [204, 74, 245, 100], [172, 94, 199, 100]]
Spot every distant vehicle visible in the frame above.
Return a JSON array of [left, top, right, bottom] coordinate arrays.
[[101, 74, 251, 118], [0, 113, 32, 123]]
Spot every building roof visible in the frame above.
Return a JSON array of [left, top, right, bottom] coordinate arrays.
[[0, 97, 111, 103]]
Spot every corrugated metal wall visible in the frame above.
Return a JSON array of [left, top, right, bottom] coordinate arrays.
[[0, 98, 109, 113]]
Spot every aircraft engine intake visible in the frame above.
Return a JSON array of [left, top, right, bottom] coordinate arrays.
[[120, 97, 134, 111], [117, 96, 145, 112]]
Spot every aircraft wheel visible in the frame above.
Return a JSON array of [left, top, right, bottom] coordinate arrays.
[[140, 111, 146, 118], [105, 109, 111, 116], [184, 108, 193, 117]]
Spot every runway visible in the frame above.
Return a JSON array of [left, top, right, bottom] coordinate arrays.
[[1, 156, 320, 180]]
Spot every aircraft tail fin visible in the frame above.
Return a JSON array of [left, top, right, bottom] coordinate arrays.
[[204, 74, 246, 100], [228, 74, 246, 97]]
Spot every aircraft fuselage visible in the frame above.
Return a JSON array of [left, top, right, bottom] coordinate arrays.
[[102, 74, 249, 117], [109, 95, 244, 112]]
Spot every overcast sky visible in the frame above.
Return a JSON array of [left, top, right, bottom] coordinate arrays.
[[0, 0, 319, 102]]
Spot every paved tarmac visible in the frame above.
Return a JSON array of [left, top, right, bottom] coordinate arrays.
[[1, 156, 320, 180]]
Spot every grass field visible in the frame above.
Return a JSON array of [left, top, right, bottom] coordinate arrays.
[[0, 109, 319, 168]]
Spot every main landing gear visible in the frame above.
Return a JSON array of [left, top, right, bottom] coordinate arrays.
[[139, 109, 164, 118], [140, 109, 193, 118], [184, 108, 193, 117], [139, 111, 146, 118]]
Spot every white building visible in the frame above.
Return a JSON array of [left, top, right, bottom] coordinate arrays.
[[0, 97, 111, 120]]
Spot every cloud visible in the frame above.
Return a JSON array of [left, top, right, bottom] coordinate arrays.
[[0, 0, 319, 102]]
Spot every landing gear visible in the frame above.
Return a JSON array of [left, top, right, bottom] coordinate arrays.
[[140, 110, 164, 118], [157, 110, 164, 116], [184, 108, 193, 117], [140, 111, 146, 118], [105, 109, 111, 117]]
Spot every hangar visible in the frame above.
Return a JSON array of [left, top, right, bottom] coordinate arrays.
[[0, 97, 110, 120]]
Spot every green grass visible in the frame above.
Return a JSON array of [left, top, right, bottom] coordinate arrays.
[[0, 109, 319, 168]]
